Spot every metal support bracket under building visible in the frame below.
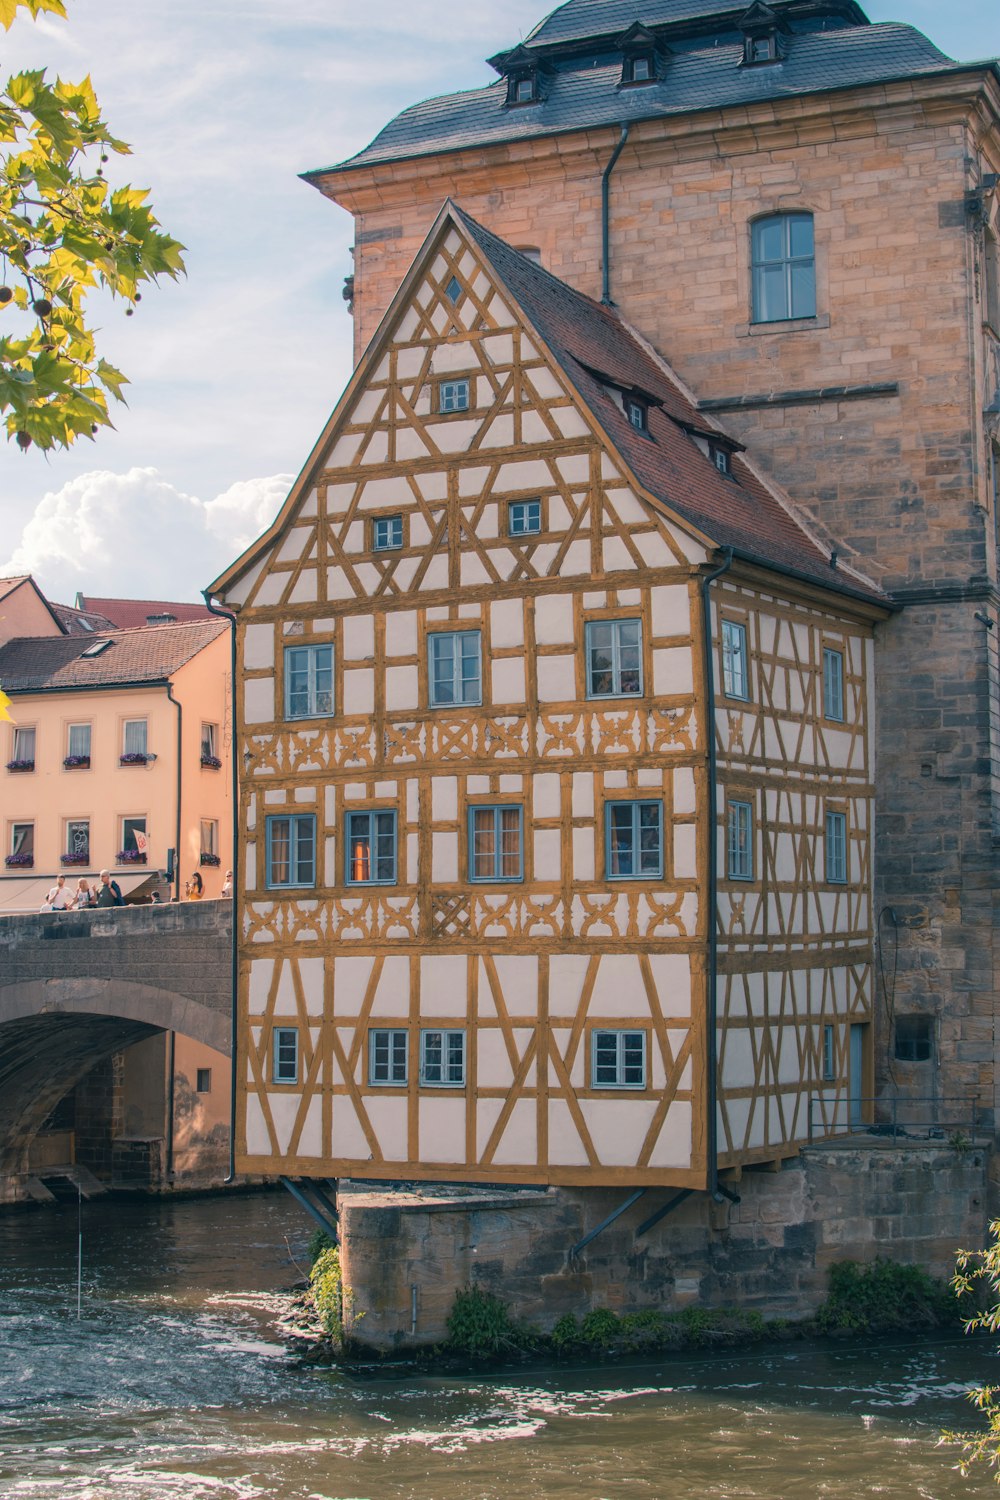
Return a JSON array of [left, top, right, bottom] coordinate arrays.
[[280, 1176, 339, 1243], [570, 1187, 647, 1256], [634, 1188, 694, 1238]]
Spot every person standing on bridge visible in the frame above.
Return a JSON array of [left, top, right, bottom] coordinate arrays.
[[96, 870, 123, 907], [41, 874, 72, 911], [74, 878, 95, 909]]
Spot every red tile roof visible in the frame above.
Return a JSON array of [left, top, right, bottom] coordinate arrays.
[[0, 619, 228, 693], [76, 596, 215, 629]]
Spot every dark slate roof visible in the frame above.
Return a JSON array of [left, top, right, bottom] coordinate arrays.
[[318, 23, 961, 176], [452, 206, 886, 604], [523, 0, 855, 48], [0, 619, 228, 693]]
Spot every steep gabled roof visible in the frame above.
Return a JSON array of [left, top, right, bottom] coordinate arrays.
[[0, 574, 67, 636], [49, 601, 118, 635], [0, 619, 228, 693]]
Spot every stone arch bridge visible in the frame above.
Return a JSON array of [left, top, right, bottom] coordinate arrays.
[[0, 901, 231, 1184]]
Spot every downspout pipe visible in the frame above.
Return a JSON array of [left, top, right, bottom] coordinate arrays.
[[601, 123, 630, 305], [700, 546, 734, 1204], [166, 681, 183, 902], [203, 590, 239, 1185]]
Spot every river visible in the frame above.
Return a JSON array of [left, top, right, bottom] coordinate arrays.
[[0, 1192, 997, 1499]]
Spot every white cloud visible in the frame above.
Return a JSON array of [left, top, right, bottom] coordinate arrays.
[[3, 468, 291, 604]]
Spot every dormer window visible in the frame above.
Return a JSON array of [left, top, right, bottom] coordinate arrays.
[[711, 445, 731, 475], [749, 35, 776, 62], [738, 1, 786, 67], [618, 22, 666, 88], [499, 46, 545, 108], [513, 75, 536, 103], [623, 54, 654, 85], [626, 397, 648, 433]]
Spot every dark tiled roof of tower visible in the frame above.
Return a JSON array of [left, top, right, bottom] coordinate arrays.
[[0, 619, 228, 692], [318, 24, 962, 175], [452, 206, 886, 605], [523, 0, 849, 47]]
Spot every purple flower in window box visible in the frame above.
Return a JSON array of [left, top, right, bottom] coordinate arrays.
[[61, 852, 89, 866], [5, 852, 33, 867], [200, 755, 222, 769], [199, 853, 221, 866], [119, 752, 148, 766], [6, 759, 34, 772], [116, 849, 147, 864], [63, 755, 91, 769]]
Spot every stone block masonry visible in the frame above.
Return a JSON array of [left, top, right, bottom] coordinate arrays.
[[338, 1142, 990, 1350]]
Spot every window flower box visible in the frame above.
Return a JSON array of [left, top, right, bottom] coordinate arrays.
[[119, 752, 149, 766], [5, 852, 33, 868], [6, 759, 34, 772], [199, 853, 221, 867], [116, 849, 147, 864], [61, 852, 89, 866], [200, 754, 222, 770], [63, 755, 91, 769]]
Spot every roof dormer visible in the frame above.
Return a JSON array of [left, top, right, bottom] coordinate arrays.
[[738, 2, 788, 67], [617, 22, 669, 88], [496, 44, 548, 108]]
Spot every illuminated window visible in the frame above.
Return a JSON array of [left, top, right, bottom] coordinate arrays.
[[346, 809, 397, 885]]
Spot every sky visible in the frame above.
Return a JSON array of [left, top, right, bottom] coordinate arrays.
[[0, 0, 997, 606]]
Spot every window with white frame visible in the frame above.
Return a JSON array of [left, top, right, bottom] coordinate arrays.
[[201, 722, 219, 762], [727, 800, 754, 880], [120, 816, 147, 857], [266, 814, 316, 888], [751, 213, 816, 323], [626, 396, 648, 432], [508, 499, 541, 537], [369, 1029, 408, 1086], [9, 822, 33, 862], [122, 719, 147, 758], [438, 378, 470, 413], [823, 648, 845, 722], [66, 723, 91, 762], [822, 1024, 835, 1082], [469, 805, 523, 881], [284, 643, 333, 720], [346, 810, 397, 885], [586, 618, 642, 698], [605, 800, 663, 879], [420, 1029, 466, 1086], [591, 1030, 647, 1088], [373, 515, 404, 551], [428, 630, 481, 707], [721, 619, 749, 700], [66, 819, 90, 861], [272, 1027, 299, 1084], [825, 809, 847, 884], [10, 725, 35, 765]]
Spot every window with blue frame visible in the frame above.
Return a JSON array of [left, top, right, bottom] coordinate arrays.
[[508, 499, 541, 537], [721, 619, 749, 700], [428, 630, 481, 707], [727, 800, 753, 881], [346, 810, 397, 885], [605, 800, 663, 879], [586, 618, 642, 698], [369, 1029, 408, 1085], [469, 805, 523, 881], [266, 814, 316, 888], [823, 647, 845, 722], [420, 1029, 466, 1086], [825, 808, 847, 884], [284, 643, 333, 719], [751, 213, 816, 323], [591, 1030, 647, 1088], [438, 378, 470, 413], [372, 514, 404, 552], [272, 1027, 299, 1084]]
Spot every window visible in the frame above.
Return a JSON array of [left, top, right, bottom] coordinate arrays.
[[10, 725, 35, 767], [266, 814, 316, 888], [586, 618, 642, 698], [200, 723, 220, 766], [721, 620, 749, 700], [428, 630, 481, 707], [66, 723, 91, 763], [201, 818, 219, 860], [66, 820, 90, 861], [727, 800, 754, 881], [626, 397, 648, 432], [445, 276, 462, 304], [605, 800, 663, 879], [894, 1015, 933, 1063], [508, 499, 541, 537], [825, 809, 847, 884], [711, 445, 730, 475], [985, 230, 1000, 333], [196, 1068, 212, 1094], [623, 54, 654, 83], [512, 76, 535, 103], [438, 379, 470, 413], [372, 514, 404, 552], [751, 213, 815, 323], [121, 817, 147, 857], [748, 34, 776, 62], [420, 1029, 466, 1086], [369, 1029, 408, 1086], [591, 1030, 647, 1089], [346, 810, 397, 885], [469, 805, 523, 882], [8, 822, 33, 865], [122, 719, 147, 759], [284, 643, 333, 720], [823, 648, 845, 722], [822, 1024, 835, 1082], [272, 1027, 299, 1084]]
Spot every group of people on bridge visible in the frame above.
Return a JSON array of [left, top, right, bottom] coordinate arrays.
[[41, 870, 126, 911]]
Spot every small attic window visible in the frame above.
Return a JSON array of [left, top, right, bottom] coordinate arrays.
[[446, 276, 462, 304], [749, 35, 776, 62], [711, 445, 731, 475], [738, 2, 786, 67], [626, 397, 648, 433], [81, 638, 113, 658], [508, 73, 539, 105], [622, 54, 655, 85]]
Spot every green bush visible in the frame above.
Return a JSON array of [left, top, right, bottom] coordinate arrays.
[[307, 1228, 335, 1267], [445, 1285, 522, 1356], [551, 1313, 582, 1350], [580, 1307, 621, 1349], [816, 1258, 958, 1334], [309, 1245, 344, 1342]]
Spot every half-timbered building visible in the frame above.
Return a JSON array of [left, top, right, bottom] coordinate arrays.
[[208, 203, 888, 1190]]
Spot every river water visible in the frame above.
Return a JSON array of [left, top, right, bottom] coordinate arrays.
[[0, 1192, 997, 1499]]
